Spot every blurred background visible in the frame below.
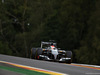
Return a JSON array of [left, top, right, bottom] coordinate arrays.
[[0, 0, 100, 65]]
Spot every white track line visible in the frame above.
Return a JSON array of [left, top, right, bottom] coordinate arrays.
[[86, 73, 100, 75], [72, 63, 100, 68]]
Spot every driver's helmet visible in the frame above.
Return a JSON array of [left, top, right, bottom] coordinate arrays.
[[51, 45, 55, 50]]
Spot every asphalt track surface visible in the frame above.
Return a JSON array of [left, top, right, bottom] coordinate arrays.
[[0, 54, 100, 75]]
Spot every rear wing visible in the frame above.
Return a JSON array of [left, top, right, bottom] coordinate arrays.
[[41, 41, 56, 48]]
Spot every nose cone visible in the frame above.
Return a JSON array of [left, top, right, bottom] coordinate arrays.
[[51, 49, 58, 59], [54, 54, 58, 59]]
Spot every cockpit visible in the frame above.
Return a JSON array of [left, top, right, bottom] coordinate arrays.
[[50, 46, 57, 50]]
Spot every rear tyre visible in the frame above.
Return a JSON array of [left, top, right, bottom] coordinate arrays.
[[66, 51, 72, 64], [66, 51, 72, 58], [37, 48, 43, 60]]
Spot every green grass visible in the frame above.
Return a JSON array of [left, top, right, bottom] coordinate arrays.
[[0, 65, 49, 75]]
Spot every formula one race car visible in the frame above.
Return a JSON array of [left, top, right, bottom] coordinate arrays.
[[31, 41, 72, 64]]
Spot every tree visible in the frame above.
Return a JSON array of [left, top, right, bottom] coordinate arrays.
[[75, 0, 100, 65]]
